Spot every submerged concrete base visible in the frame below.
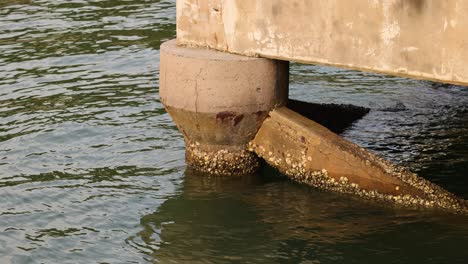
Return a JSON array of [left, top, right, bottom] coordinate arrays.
[[251, 107, 468, 213], [159, 39, 288, 176], [186, 143, 259, 175]]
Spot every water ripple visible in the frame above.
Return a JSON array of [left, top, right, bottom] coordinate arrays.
[[1, 0, 467, 263]]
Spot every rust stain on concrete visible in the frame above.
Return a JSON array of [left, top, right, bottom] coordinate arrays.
[[216, 111, 245, 126]]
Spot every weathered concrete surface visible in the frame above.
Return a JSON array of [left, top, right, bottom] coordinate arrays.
[[177, 0, 468, 86], [250, 107, 468, 213], [159, 39, 288, 175]]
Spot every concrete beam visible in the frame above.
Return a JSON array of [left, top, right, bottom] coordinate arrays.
[[177, 0, 468, 86]]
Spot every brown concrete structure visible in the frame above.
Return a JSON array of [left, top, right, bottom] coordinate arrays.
[[177, 0, 468, 86], [250, 108, 468, 213], [159, 39, 288, 176]]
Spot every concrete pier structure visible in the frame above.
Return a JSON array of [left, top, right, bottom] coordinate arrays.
[[159, 1, 468, 212], [160, 40, 288, 176]]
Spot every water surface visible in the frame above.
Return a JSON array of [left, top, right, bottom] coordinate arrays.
[[1, 0, 467, 263]]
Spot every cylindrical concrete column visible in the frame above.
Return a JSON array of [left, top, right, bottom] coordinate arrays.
[[160, 39, 289, 176]]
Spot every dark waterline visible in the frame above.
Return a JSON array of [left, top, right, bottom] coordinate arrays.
[[0, 0, 467, 263]]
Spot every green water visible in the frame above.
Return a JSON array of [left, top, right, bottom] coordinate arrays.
[[1, 0, 467, 263]]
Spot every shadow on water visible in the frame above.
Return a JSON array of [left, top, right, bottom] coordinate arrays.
[[131, 168, 468, 264], [287, 99, 370, 134]]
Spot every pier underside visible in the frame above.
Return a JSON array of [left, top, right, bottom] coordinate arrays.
[[177, 0, 468, 86]]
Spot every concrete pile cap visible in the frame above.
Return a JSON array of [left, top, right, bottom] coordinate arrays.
[[159, 39, 288, 176], [159, 39, 288, 114]]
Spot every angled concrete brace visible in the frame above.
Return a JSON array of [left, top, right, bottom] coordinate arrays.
[[250, 107, 468, 213]]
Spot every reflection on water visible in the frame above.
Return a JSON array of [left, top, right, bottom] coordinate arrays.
[[134, 169, 468, 264], [0, 0, 467, 263]]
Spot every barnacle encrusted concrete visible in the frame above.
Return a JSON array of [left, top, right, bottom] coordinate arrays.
[[159, 39, 288, 175], [251, 107, 468, 214], [186, 143, 259, 176]]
